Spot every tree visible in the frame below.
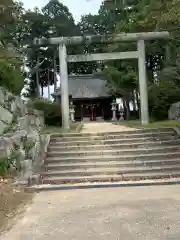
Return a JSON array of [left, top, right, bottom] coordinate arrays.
[[0, 0, 25, 94], [25, 0, 79, 97]]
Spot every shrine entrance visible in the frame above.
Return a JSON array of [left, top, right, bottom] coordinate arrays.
[[81, 103, 97, 121], [73, 97, 112, 122], [34, 31, 170, 130], [81, 103, 103, 121]]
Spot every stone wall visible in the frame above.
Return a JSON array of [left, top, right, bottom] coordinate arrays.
[[0, 87, 50, 184]]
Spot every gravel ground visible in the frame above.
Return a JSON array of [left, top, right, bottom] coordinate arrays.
[[0, 180, 34, 233], [1, 185, 180, 240]]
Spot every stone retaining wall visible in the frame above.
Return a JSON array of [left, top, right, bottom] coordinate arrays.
[[0, 87, 49, 184]]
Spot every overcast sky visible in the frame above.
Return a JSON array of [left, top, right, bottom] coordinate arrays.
[[22, 0, 102, 22]]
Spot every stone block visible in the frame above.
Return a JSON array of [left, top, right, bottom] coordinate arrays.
[[19, 159, 33, 182], [0, 121, 8, 134], [0, 88, 45, 184], [0, 88, 5, 105], [19, 116, 29, 130], [19, 113, 44, 130], [27, 128, 40, 142], [10, 101, 17, 113], [168, 102, 180, 120], [32, 134, 50, 172], [0, 106, 13, 124], [15, 96, 25, 116], [31, 141, 40, 163]]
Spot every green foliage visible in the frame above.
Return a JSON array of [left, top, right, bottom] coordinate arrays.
[[0, 156, 10, 177], [0, 52, 24, 94], [149, 80, 180, 120], [0, 149, 21, 177], [25, 0, 80, 96], [28, 98, 62, 126], [0, 1, 26, 94], [91, 0, 180, 120], [23, 138, 35, 158]]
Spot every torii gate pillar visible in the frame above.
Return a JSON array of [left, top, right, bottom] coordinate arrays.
[[59, 44, 70, 130], [138, 40, 149, 124]]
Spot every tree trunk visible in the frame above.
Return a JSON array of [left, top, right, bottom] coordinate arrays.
[[122, 97, 130, 120], [53, 51, 57, 93], [165, 44, 171, 66], [125, 99, 130, 120], [132, 89, 136, 111], [41, 84, 44, 97], [135, 89, 140, 118], [48, 69, 51, 100], [36, 68, 39, 97], [36, 56, 40, 97]]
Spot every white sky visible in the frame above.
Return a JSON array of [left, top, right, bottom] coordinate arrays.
[[22, 0, 102, 22]]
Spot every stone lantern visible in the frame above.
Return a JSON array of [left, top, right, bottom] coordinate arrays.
[[111, 100, 117, 121], [119, 106, 125, 121], [69, 101, 75, 122]]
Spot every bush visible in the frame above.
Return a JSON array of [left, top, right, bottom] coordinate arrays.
[[0, 57, 24, 95], [148, 80, 180, 120], [28, 98, 62, 126]]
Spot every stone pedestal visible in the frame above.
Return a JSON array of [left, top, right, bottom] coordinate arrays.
[[69, 101, 75, 122], [111, 100, 117, 121], [119, 107, 125, 121]]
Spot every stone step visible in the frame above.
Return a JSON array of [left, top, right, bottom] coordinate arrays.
[[46, 152, 180, 163], [42, 171, 180, 184], [50, 130, 176, 142], [50, 135, 179, 146], [47, 145, 180, 157], [45, 159, 180, 171], [50, 127, 174, 138], [31, 178, 180, 191], [48, 140, 180, 151], [42, 127, 180, 185], [43, 165, 180, 177]]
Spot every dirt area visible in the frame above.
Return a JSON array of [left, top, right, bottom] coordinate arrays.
[[0, 180, 34, 233], [81, 122, 137, 133], [1, 185, 180, 240]]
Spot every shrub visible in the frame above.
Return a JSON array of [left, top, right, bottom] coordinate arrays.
[[0, 58, 24, 95], [148, 80, 180, 120], [0, 150, 21, 177], [28, 98, 62, 126], [0, 156, 10, 177]]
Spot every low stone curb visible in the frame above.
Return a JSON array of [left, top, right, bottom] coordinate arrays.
[[30, 178, 180, 192]]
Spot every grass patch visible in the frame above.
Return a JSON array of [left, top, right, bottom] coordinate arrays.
[[0, 180, 34, 232], [41, 122, 83, 134], [114, 120, 180, 129]]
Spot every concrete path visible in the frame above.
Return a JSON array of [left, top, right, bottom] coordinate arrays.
[[81, 122, 136, 133], [1, 185, 180, 240]]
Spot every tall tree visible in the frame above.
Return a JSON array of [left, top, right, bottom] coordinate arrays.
[[25, 0, 79, 97], [0, 0, 26, 94]]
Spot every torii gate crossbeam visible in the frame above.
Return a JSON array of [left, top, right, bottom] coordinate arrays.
[[34, 31, 169, 130]]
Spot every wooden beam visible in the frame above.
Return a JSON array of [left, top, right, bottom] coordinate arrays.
[[67, 51, 139, 62], [34, 32, 169, 46]]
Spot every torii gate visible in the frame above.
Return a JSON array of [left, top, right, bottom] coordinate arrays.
[[34, 32, 169, 130]]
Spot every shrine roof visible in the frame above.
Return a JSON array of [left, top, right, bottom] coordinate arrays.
[[52, 74, 111, 99]]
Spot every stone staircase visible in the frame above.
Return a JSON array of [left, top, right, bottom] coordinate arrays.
[[42, 128, 180, 184]]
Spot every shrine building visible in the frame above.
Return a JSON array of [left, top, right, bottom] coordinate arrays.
[[52, 74, 114, 121]]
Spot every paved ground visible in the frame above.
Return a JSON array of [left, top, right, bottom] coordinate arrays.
[[81, 122, 136, 133], [1, 185, 180, 240]]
